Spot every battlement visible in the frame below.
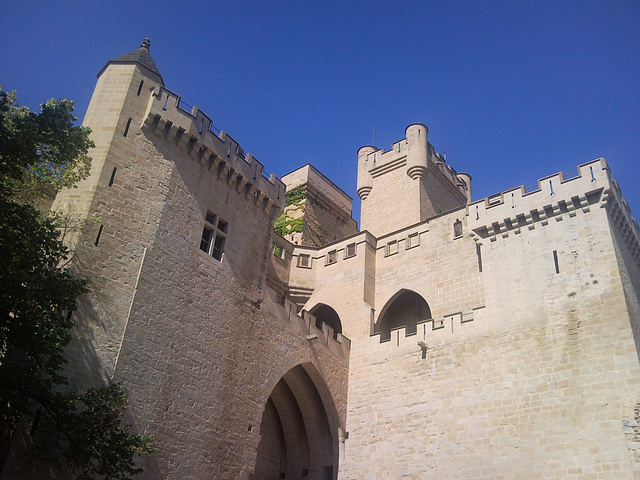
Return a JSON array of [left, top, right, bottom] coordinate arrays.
[[142, 85, 285, 210], [266, 295, 351, 358], [369, 305, 485, 354], [357, 123, 469, 199], [357, 124, 470, 237], [467, 158, 640, 266]]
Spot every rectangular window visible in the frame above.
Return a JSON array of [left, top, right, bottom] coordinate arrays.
[[344, 242, 356, 259], [386, 240, 398, 256], [200, 211, 227, 261], [273, 244, 284, 259], [326, 250, 337, 265], [407, 232, 419, 249], [137, 80, 144, 96], [297, 254, 310, 268]]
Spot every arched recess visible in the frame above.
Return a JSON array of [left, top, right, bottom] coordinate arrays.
[[375, 289, 432, 342], [309, 303, 342, 337], [252, 364, 339, 480]]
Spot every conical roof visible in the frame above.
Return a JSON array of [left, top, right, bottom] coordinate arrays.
[[98, 38, 163, 84]]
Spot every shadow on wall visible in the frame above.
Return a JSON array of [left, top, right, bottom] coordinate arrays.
[[376, 289, 432, 342]]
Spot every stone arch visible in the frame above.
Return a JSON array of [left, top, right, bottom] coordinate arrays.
[[309, 303, 342, 337], [252, 363, 339, 480], [375, 289, 432, 342]]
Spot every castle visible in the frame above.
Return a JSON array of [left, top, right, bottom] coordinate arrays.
[[4, 39, 640, 479]]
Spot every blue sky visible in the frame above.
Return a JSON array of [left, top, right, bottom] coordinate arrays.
[[2, 1, 638, 225]]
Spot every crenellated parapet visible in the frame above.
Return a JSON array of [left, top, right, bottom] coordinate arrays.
[[356, 123, 469, 201], [142, 85, 285, 211], [357, 124, 469, 236], [467, 158, 640, 266], [601, 177, 640, 267]]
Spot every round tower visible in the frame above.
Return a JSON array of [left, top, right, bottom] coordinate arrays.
[[405, 123, 428, 180], [457, 172, 473, 204], [356, 145, 376, 200]]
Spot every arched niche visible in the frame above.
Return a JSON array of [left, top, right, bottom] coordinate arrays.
[[252, 364, 338, 480], [375, 289, 432, 342], [310, 303, 342, 337]]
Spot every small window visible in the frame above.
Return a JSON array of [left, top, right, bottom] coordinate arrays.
[[273, 244, 284, 259], [407, 232, 419, 249], [123, 117, 132, 137], [137, 80, 144, 96], [326, 250, 337, 265], [344, 242, 356, 259], [386, 240, 398, 256], [200, 211, 227, 261], [108, 167, 117, 186], [297, 254, 311, 268]]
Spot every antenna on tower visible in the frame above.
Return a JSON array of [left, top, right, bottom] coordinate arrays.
[[373, 125, 376, 147]]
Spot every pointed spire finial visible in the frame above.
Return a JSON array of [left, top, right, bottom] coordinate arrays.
[[141, 38, 151, 50]]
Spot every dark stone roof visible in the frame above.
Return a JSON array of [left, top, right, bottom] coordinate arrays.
[[99, 38, 163, 83]]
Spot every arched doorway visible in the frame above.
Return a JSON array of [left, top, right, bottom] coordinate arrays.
[[252, 365, 337, 480], [309, 304, 342, 337], [376, 289, 431, 342]]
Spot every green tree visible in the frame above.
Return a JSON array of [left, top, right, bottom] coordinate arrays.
[[0, 89, 154, 479]]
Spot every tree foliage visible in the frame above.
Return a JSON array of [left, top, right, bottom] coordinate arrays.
[[0, 89, 154, 478]]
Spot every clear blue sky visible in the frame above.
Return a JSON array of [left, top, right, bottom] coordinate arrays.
[[2, 1, 638, 225]]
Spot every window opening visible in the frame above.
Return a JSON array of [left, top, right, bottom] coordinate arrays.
[[344, 242, 356, 258], [297, 254, 310, 268], [553, 250, 559, 273], [326, 250, 337, 265], [200, 212, 227, 261], [476, 244, 483, 272], [95, 225, 104, 246], [407, 232, 419, 249], [273, 244, 284, 259], [123, 117, 132, 137], [108, 167, 117, 186], [386, 240, 398, 256], [137, 80, 144, 96]]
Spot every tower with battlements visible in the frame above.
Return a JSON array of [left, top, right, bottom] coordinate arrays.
[[3, 40, 640, 480]]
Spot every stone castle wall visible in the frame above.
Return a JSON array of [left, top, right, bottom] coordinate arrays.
[[6, 42, 640, 480]]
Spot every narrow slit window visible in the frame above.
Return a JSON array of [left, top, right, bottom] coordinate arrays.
[[123, 117, 132, 137], [137, 80, 144, 96], [95, 225, 104, 246], [476, 244, 483, 272], [553, 250, 559, 273], [108, 167, 117, 186]]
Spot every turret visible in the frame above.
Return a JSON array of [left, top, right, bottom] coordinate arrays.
[[357, 124, 468, 237], [456, 172, 472, 204], [405, 123, 428, 180], [356, 146, 376, 200]]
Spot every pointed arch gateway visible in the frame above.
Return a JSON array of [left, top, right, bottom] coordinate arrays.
[[375, 289, 432, 342], [252, 364, 339, 480], [309, 303, 342, 337]]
